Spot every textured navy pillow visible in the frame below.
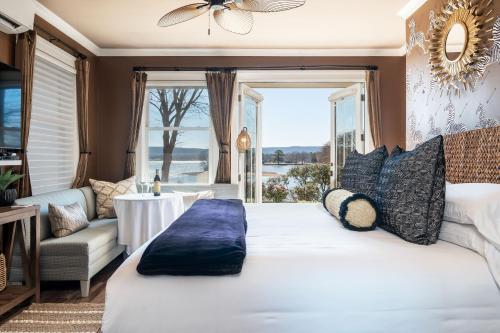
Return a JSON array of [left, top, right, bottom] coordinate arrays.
[[375, 136, 445, 245], [340, 146, 388, 199]]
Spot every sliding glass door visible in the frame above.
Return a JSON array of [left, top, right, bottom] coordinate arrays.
[[329, 84, 365, 187], [239, 84, 263, 203]]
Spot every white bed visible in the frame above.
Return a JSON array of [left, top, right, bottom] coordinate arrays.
[[102, 203, 500, 333]]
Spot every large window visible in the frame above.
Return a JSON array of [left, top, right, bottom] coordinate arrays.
[[141, 85, 211, 184], [28, 38, 77, 195]]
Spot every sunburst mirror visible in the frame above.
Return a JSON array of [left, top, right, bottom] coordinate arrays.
[[428, 0, 494, 95]]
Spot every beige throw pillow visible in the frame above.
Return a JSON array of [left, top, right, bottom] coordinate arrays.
[[174, 190, 215, 209], [89, 176, 137, 218], [48, 202, 90, 238]]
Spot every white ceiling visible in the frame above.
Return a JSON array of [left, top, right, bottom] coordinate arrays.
[[37, 0, 410, 52]]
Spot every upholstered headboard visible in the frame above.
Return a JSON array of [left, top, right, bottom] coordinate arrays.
[[444, 126, 500, 184]]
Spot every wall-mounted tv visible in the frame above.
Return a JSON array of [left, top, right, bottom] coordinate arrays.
[[0, 62, 22, 150]]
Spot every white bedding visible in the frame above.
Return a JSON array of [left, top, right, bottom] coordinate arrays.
[[103, 204, 500, 333]]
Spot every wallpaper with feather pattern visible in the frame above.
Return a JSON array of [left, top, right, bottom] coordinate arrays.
[[406, 0, 500, 149]]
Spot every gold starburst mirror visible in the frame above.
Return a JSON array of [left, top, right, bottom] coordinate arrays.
[[429, 0, 494, 95]]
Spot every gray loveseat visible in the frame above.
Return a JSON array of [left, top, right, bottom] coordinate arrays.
[[10, 187, 125, 297]]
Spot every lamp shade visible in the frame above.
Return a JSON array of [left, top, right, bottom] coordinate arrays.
[[236, 127, 251, 152]]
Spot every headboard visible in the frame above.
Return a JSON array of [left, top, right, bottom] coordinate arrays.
[[444, 126, 500, 184]]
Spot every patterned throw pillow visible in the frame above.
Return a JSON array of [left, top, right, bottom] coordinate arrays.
[[89, 177, 137, 218], [340, 146, 388, 199], [48, 202, 90, 238], [375, 136, 445, 245], [322, 188, 379, 231]]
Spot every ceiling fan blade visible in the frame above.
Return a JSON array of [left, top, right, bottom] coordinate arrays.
[[158, 3, 209, 27], [213, 4, 254, 35], [234, 0, 305, 12]]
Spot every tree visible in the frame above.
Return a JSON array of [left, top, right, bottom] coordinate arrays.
[[287, 164, 330, 202], [318, 142, 330, 164], [274, 149, 284, 165], [149, 88, 208, 181], [262, 176, 289, 203]]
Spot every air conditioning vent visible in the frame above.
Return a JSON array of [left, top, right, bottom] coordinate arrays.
[[0, 14, 20, 31], [0, 0, 34, 34]]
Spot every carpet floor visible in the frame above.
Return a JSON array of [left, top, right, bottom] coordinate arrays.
[[0, 303, 104, 333]]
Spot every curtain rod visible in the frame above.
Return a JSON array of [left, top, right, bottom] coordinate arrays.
[[133, 64, 378, 72], [34, 25, 87, 60]]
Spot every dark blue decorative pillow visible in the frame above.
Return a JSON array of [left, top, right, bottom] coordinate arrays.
[[340, 146, 388, 199], [375, 136, 445, 245]]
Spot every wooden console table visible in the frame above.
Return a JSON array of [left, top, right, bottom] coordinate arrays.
[[0, 206, 40, 316]]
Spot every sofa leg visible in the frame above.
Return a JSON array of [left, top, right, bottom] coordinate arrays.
[[80, 280, 90, 298]]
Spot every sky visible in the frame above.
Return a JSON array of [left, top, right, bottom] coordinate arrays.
[[255, 88, 337, 147]]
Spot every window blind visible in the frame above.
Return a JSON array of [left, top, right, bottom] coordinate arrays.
[[28, 55, 77, 195]]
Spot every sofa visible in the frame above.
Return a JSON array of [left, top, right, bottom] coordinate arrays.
[[9, 186, 125, 297]]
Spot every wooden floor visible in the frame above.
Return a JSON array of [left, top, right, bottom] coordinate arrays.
[[0, 256, 124, 325], [40, 256, 124, 304]]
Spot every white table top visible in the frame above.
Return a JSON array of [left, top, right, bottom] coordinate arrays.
[[113, 193, 181, 202]]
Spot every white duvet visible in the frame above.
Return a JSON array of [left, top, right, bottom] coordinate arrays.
[[103, 204, 500, 333]]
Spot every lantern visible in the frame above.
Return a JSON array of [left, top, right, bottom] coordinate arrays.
[[236, 127, 251, 152]]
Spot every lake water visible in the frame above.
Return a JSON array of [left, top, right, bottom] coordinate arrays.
[[148, 161, 208, 184]]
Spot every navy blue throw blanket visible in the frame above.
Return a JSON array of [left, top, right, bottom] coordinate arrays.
[[137, 199, 247, 276]]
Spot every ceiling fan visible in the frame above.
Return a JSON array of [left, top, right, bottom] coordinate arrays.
[[157, 0, 306, 35]]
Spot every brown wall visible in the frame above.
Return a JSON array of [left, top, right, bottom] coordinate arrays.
[[95, 56, 406, 182], [0, 32, 15, 66], [405, 0, 500, 149], [3, 20, 407, 183]]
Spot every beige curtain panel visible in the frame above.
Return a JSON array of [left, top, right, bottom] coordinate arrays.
[[366, 70, 383, 148], [206, 70, 236, 184], [15, 31, 37, 198], [72, 59, 91, 188], [124, 72, 148, 179]]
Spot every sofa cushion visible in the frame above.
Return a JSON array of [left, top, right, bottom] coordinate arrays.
[[78, 186, 97, 220], [15, 189, 90, 241], [39, 218, 119, 257]]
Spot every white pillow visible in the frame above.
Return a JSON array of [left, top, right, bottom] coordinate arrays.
[[444, 183, 500, 247], [439, 221, 486, 256], [174, 190, 215, 209], [440, 221, 500, 287]]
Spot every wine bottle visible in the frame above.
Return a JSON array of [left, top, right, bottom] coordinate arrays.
[[153, 169, 161, 197]]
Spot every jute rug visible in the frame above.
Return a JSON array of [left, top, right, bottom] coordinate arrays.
[[0, 303, 104, 333]]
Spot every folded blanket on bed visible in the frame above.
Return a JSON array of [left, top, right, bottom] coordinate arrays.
[[137, 199, 247, 276]]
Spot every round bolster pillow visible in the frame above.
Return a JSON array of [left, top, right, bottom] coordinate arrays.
[[322, 188, 380, 231]]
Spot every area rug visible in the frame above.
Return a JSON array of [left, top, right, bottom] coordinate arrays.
[[0, 303, 104, 333]]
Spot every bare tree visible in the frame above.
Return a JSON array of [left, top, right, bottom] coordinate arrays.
[[149, 88, 208, 181], [318, 142, 330, 164]]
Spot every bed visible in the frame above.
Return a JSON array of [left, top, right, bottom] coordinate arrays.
[[102, 127, 500, 333]]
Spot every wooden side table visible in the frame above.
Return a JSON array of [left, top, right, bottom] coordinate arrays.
[[0, 206, 40, 316]]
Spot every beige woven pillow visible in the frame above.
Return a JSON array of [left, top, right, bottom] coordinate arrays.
[[89, 177, 137, 218], [48, 202, 90, 238]]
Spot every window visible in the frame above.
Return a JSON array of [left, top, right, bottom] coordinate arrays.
[[141, 85, 211, 184], [28, 38, 77, 195]]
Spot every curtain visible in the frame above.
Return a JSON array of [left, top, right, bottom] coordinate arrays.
[[365, 70, 383, 148], [15, 31, 37, 198], [124, 72, 148, 178], [72, 58, 91, 188], [206, 70, 236, 184]]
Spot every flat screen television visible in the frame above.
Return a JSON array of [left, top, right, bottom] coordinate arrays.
[[0, 62, 22, 150]]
